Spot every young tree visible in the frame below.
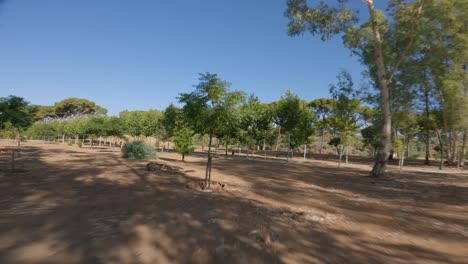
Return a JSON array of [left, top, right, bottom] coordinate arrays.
[[161, 104, 179, 146], [0, 96, 36, 146], [274, 90, 315, 158], [172, 120, 195, 161], [119, 110, 145, 138], [178, 73, 245, 188], [142, 110, 163, 144], [239, 95, 274, 156], [82, 116, 106, 148], [285, 0, 424, 177], [328, 71, 362, 165], [393, 137, 405, 171], [102, 116, 125, 150], [309, 98, 336, 154]]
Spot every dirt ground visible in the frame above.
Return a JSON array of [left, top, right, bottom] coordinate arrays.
[[0, 141, 467, 264]]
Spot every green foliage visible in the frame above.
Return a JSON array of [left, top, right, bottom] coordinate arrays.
[[172, 124, 195, 161], [0, 95, 36, 130], [161, 104, 179, 140], [54, 98, 107, 118], [26, 121, 61, 140], [328, 137, 341, 148], [361, 124, 381, 154], [121, 141, 157, 160], [35, 105, 56, 120], [275, 90, 315, 148], [0, 122, 17, 139], [392, 137, 404, 154], [328, 71, 362, 149], [179, 73, 245, 136], [239, 95, 274, 146], [119, 110, 162, 138]]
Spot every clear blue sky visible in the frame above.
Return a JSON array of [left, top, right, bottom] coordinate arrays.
[[0, 0, 372, 115]]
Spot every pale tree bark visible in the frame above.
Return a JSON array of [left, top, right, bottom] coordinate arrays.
[[338, 145, 344, 167], [452, 130, 459, 167], [16, 128, 21, 147], [460, 130, 467, 167], [436, 129, 444, 170], [424, 86, 431, 165], [275, 127, 281, 151], [365, 0, 392, 177], [205, 129, 214, 188], [345, 146, 349, 164], [438, 93, 453, 163], [303, 144, 307, 160], [319, 128, 325, 154], [365, 0, 423, 177]]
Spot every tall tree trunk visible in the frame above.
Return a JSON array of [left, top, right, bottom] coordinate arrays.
[[16, 128, 21, 147], [345, 146, 349, 164], [405, 140, 410, 158], [366, 0, 391, 177], [205, 129, 214, 188], [303, 144, 307, 160], [460, 130, 467, 168], [338, 145, 343, 167], [225, 141, 228, 156], [440, 95, 452, 163], [275, 127, 281, 151], [319, 128, 325, 154], [182, 153, 185, 162], [452, 130, 458, 166], [424, 86, 431, 165], [436, 129, 444, 170]]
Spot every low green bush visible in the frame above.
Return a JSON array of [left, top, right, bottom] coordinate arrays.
[[122, 141, 157, 160], [76, 141, 83, 148]]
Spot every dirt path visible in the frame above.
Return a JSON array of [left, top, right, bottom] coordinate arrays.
[[0, 142, 467, 263]]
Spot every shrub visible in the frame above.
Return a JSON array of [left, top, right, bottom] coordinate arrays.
[[76, 141, 83, 148], [122, 141, 157, 160]]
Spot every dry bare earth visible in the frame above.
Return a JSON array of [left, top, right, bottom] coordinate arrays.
[[0, 142, 467, 264]]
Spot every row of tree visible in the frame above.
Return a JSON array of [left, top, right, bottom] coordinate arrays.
[[1, 66, 466, 169]]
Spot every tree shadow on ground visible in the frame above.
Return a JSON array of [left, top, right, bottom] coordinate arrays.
[[0, 145, 467, 263]]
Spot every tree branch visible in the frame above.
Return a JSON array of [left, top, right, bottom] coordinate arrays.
[[387, 0, 424, 84]]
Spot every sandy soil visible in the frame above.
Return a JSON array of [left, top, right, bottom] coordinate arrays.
[[0, 141, 467, 264]]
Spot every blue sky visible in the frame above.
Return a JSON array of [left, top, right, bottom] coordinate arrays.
[[0, 0, 373, 115]]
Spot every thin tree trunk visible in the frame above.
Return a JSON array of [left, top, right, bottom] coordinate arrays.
[[399, 155, 403, 172], [460, 130, 467, 168], [225, 141, 228, 156], [366, 0, 391, 178], [405, 140, 410, 158], [320, 128, 325, 154], [436, 129, 444, 170], [182, 153, 185, 162], [338, 145, 343, 167], [452, 130, 458, 167], [275, 127, 281, 151], [205, 129, 213, 188], [303, 144, 307, 160], [345, 146, 349, 164], [16, 128, 21, 147], [424, 87, 431, 164]]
